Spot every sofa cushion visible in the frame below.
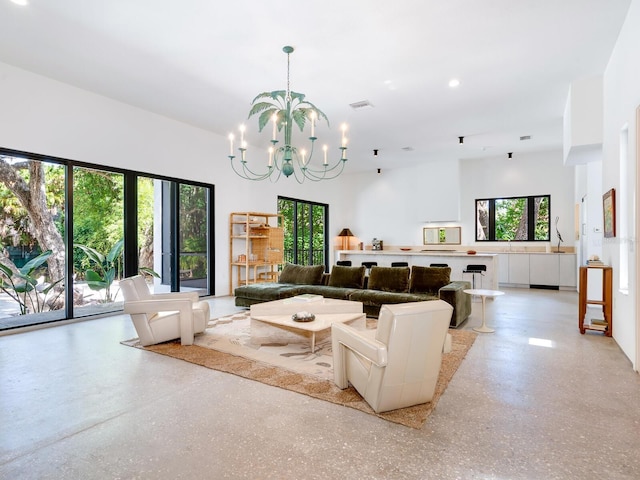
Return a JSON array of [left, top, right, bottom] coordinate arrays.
[[298, 284, 357, 300], [328, 265, 367, 289], [234, 283, 303, 301], [410, 266, 452, 294], [349, 289, 437, 306], [367, 266, 410, 293], [278, 263, 325, 285]]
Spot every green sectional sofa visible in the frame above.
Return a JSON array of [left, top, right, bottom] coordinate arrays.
[[234, 263, 471, 328]]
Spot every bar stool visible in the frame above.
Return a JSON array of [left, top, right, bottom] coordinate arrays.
[[362, 261, 377, 275], [430, 263, 449, 267], [463, 264, 486, 289], [336, 260, 352, 266], [391, 262, 409, 267]]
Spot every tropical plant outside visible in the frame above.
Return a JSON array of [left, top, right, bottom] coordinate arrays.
[[0, 250, 64, 314]]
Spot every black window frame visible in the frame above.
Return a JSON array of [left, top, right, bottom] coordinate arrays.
[[475, 194, 551, 242], [277, 196, 329, 271]]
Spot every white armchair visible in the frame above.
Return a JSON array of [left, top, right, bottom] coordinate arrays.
[[331, 300, 453, 413], [120, 275, 210, 346]]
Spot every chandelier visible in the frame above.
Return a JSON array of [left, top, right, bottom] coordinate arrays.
[[228, 46, 349, 183]]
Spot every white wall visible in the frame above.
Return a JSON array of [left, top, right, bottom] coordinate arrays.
[[348, 160, 460, 247], [602, 0, 640, 369], [563, 75, 604, 166], [459, 150, 575, 248]]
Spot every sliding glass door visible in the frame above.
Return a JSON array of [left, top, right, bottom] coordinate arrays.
[[0, 147, 214, 331], [0, 156, 66, 329], [178, 183, 210, 293], [73, 166, 125, 318]]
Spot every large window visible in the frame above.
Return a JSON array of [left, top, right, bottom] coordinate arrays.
[[278, 197, 328, 269], [476, 195, 550, 241], [0, 148, 214, 331]]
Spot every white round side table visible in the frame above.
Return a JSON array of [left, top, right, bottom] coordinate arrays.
[[463, 289, 505, 333]]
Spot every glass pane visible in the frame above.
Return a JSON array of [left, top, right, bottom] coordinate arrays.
[[178, 183, 208, 294], [311, 204, 325, 265], [495, 198, 528, 240], [136, 176, 161, 293], [476, 200, 489, 240], [296, 203, 310, 264], [534, 196, 550, 240], [0, 157, 66, 329], [73, 167, 124, 318]]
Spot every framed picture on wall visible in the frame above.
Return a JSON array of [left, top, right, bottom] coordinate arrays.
[[603, 188, 616, 238]]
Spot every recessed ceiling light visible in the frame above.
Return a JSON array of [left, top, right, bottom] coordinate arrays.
[[11, 0, 29, 6], [448, 78, 460, 88]]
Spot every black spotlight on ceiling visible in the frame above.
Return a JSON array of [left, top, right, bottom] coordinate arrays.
[[508, 152, 513, 159], [373, 149, 379, 157], [458, 136, 464, 145]]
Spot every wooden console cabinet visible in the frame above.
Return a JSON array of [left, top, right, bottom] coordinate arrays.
[[229, 212, 284, 295], [578, 265, 612, 336]]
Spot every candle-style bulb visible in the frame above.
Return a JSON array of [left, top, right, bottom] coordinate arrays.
[[228, 133, 235, 155]]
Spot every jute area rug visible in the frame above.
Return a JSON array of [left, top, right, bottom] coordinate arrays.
[[122, 311, 476, 429]]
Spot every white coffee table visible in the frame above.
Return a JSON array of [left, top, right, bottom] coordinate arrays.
[[464, 289, 504, 333], [250, 297, 365, 352]]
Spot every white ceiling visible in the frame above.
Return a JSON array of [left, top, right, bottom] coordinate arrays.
[[0, 0, 631, 173]]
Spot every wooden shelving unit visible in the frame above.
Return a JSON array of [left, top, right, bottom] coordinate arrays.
[[229, 212, 284, 295], [578, 265, 613, 337]]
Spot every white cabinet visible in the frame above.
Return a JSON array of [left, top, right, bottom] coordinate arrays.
[[508, 254, 530, 285], [559, 254, 577, 287], [498, 254, 509, 283], [499, 253, 576, 289], [529, 254, 560, 286]]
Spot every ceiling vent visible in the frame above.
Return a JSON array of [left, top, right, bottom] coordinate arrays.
[[349, 100, 374, 110], [401, 146, 414, 152], [520, 135, 531, 141]]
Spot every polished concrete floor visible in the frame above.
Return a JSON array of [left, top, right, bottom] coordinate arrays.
[[1, 288, 639, 479]]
